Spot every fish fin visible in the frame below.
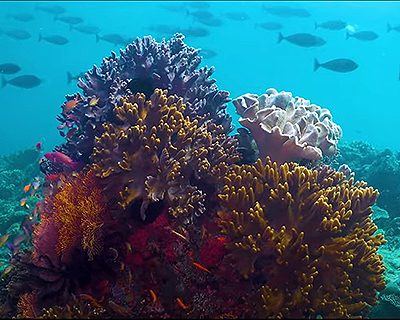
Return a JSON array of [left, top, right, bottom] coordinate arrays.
[[1, 76, 6, 88], [314, 58, 320, 72], [387, 23, 392, 33], [67, 72, 73, 84], [38, 33, 42, 42], [95, 33, 100, 42], [314, 22, 318, 30], [345, 30, 350, 40], [277, 32, 284, 44]]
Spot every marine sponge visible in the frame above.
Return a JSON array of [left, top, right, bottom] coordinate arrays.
[[217, 157, 386, 318], [233, 88, 342, 165], [55, 33, 232, 165], [90, 88, 239, 221]]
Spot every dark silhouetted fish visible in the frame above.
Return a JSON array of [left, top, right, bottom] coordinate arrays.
[[1, 75, 41, 88], [96, 33, 126, 46], [67, 71, 85, 84], [187, 2, 210, 9], [200, 49, 217, 59], [255, 22, 283, 31], [181, 27, 210, 37], [0, 63, 21, 74], [4, 29, 31, 40], [262, 5, 311, 18], [315, 20, 347, 30], [39, 34, 69, 45], [145, 24, 180, 36], [314, 58, 358, 73], [159, 3, 188, 13], [346, 30, 378, 41], [387, 23, 400, 33], [222, 11, 250, 21], [7, 13, 35, 22], [188, 10, 214, 20], [197, 16, 224, 27], [54, 15, 84, 30], [35, 5, 66, 15], [278, 32, 326, 47], [71, 25, 100, 36]]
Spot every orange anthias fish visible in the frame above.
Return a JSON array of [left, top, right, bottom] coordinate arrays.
[[23, 184, 31, 193], [62, 94, 81, 113], [176, 298, 191, 310], [149, 289, 157, 304], [193, 262, 211, 274], [36, 142, 42, 152]]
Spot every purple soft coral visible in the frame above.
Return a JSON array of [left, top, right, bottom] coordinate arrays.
[[54, 33, 232, 164]]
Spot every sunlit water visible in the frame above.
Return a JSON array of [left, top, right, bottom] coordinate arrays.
[[1, 1, 399, 155]]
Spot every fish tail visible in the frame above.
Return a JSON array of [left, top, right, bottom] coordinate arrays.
[[314, 58, 320, 72], [38, 33, 42, 42], [345, 30, 350, 40], [277, 32, 284, 44], [387, 23, 392, 33], [95, 33, 100, 43], [67, 72, 73, 84], [1, 76, 6, 88], [314, 22, 318, 30]]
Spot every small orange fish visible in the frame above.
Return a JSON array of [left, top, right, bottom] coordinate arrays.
[[62, 95, 81, 113], [108, 301, 130, 316], [79, 294, 103, 308], [89, 97, 99, 106], [0, 235, 9, 247], [23, 184, 31, 193], [176, 298, 190, 310], [149, 289, 157, 304], [193, 262, 211, 274]]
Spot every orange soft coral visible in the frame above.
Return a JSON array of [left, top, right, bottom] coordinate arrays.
[[217, 157, 386, 318]]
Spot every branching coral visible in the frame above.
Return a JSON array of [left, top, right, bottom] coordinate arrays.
[[217, 157, 386, 318], [233, 88, 342, 165], [55, 33, 232, 165], [90, 88, 239, 222]]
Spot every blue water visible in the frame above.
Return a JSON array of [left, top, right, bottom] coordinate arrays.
[[1, 1, 400, 155]]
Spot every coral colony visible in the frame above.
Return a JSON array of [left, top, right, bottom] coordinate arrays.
[[1, 34, 386, 318]]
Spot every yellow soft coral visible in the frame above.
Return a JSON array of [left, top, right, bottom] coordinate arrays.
[[90, 88, 239, 221], [52, 169, 106, 261], [217, 157, 386, 318]]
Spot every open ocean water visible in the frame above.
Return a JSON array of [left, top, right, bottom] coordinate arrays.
[[1, 1, 400, 155], [1, 1, 400, 319]]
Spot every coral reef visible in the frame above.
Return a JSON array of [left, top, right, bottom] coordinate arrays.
[[336, 140, 400, 218], [0, 33, 388, 319], [90, 88, 239, 222], [217, 157, 385, 318], [54, 33, 233, 166], [233, 88, 342, 165]]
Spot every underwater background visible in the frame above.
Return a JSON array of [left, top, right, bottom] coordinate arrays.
[[0, 1, 400, 319]]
